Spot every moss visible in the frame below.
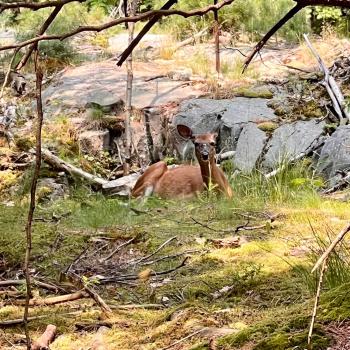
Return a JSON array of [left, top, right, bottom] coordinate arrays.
[[257, 121, 279, 133], [235, 86, 273, 99], [0, 169, 19, 192], [14, 134, 35, 151]]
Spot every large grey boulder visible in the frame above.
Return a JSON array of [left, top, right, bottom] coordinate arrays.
[[317, 125, 350, 183], [234, 123, 267, 173], [262, 120, 325, 170], [173, 97, 276, 159]]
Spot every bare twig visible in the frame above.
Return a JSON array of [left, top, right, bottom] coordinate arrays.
[[0, 0, 235, 52], [31, 324, 57, 350], [17, 291, 89, 306], [308, 258, 328, 347], [131, 236, 177, 265], [311, 223, 350, 273], [191, 217, 220, 232], [160, 329, 204, 350], [140, 249, 202, 266], [101, 237, 136, 262], [0, 0, 85, 12], [23, 46, 43, 350], [0, 49, 19, 98], [83, 285, 112, 315]]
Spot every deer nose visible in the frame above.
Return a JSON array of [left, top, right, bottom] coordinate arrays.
[[202, 152, 209, 160]]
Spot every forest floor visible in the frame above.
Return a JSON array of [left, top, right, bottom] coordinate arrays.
[[1, 175, 350, 349]]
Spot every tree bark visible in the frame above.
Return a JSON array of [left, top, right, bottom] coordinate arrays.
[[213, 0, 220, 75]]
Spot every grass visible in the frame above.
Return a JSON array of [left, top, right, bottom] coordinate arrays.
[[1, 162, 350, 349]]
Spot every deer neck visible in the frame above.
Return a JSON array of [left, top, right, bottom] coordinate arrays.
[[199, 158, 217, 187]]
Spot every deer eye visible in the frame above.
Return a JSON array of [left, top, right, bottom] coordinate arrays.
[[194, 142, 199, 147]]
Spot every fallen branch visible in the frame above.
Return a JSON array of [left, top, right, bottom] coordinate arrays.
[[131, 236, 177, 265], [100, 237, 136, 262], [308, 258, 328, 347], [312, 223, 350, 273], [91, 326, 109, 350], [0, 279, 60, 292], [0, 311, 82, 327], [16, 291, 88, 306], [41, 148, 108, 186], [216, 150, 235, 162], [0, 0, 85, 12], [31, 324, 56, 350], [322, 172, 350, 194], [83, 286, 112, 315], [160, 329, 205, 350], [303, 33, 350, 124], [109, 303, 164, 310]]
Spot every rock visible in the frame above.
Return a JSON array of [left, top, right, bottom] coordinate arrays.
[[78, 130, 110, 155], [262, 120, 325, 169], [102, 173, 140, 197], [234, 123, 267, 173], [317, 125, 350, 184], [173, 97, 276, 158], [37, 177, 69, 202]]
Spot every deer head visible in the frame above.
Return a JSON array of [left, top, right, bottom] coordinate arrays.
[[177, 124, 218, 164]]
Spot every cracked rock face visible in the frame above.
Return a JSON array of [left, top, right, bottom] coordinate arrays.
[[174, 97, 276, 160], [317, 125, 350, 184], [261, 120, 325, 170], [234, 123, 268, 173]]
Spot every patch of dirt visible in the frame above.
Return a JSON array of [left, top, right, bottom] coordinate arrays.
[[326, 322, 350, 349]]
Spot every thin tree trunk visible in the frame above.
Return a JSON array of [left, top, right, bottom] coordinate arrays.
[[213, 0, 220, 75], [124, 0, 137, 175], [23, 46, 43, 350]]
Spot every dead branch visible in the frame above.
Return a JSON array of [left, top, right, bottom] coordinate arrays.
[[303, 33, 350, 124], [0, 0, 85, 12], [160, 329, 205, 350], [16, 5, 64, 70], [117, 0, 178, 66], [83, 285, 112, 315], [100, 237, 136, 262], [0, 279, 60, 292], [41, 148, 108, 186], [140, 249, 202, 266], [322, 171, 350, 194], [213, 0, 220, 75], [0, 311, 82, 327], [31, 324, 56, 350], [91, 326, 109, 350], [191, 217, 220, 232], [17, 291, 89, 306], [308, 257, 328, 347], [109, 303, 164, 310], [312, 223, 350, 273], [23, 46, 43, 350], [243, 3, 304, 72], [0, 0, 235, 52], [131, 236, 177, 265]]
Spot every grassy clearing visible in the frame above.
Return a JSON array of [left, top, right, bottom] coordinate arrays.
[[1, 163, 350, 349]]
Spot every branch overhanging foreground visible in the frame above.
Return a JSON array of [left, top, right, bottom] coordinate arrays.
[[244, 0, 350, 71], [0, 0, 85, 13], [0, 0, 235, 52]]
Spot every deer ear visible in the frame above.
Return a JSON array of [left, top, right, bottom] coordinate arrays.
[[212, 132, 218, 140], [177, 124, 193, 139]]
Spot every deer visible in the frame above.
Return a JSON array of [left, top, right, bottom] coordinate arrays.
[[131, 124, 233, 199]]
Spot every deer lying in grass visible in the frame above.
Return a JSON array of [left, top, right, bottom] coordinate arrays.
[[132, 124, 233, 199]]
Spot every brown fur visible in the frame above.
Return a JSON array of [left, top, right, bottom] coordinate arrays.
[[131, 125, 233, 199]]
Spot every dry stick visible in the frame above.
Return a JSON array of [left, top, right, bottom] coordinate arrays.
[[303, 33, 350, 124], [308, 257, 328, 347], [17, 291, 89, 306], [243, 3, 304, 72], [117, 0, 178, 66], [16, 5, 63, 70], [213, 0, 220, 76], [140, 249, 201, 266], [101, 236, 136, 262], [0, 0, 235, 51], [0, 311, 82, 328], [131, 236, 177, 265], [0, 279, 60, 292], [0, 48, 19, 98], [83, 286, 112, 315], [23, 46, 43, 350], [160, 329, 205, 350], [123, 0, 137, 176], [0, 0, 85, 12], [312, 223, 350, 273]]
